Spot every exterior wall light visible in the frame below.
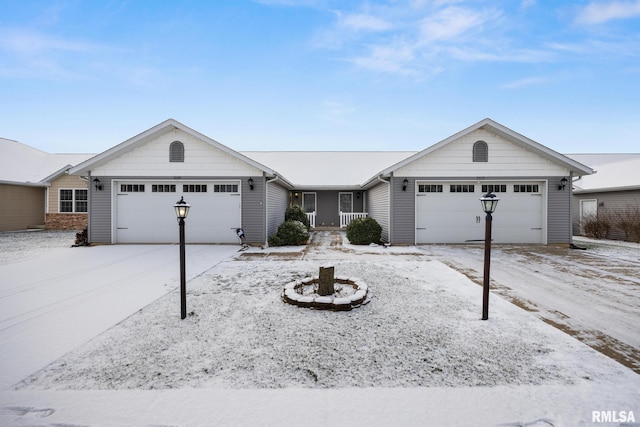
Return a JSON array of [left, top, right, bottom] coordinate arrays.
[[248, 177, 254, 190], [558, 177, 568, 191], [93, 177, 102, 191], [402, 178, 409, 191]]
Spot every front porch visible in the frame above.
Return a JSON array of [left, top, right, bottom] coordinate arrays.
[[306, 211, 368, 229]]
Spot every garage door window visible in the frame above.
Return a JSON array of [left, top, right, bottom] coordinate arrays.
[[213, 184, 239, 192], [450, 184, 475, 193], [152, 184, 176, 193], [418, 184, 443, 193], [481, 184, 507, 193], [183, 184, 208, 192], [120, 184, 145, 193], [514, 184, 539, 193]]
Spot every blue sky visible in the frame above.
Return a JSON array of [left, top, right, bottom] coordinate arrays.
[[1, 0, 639, 154]]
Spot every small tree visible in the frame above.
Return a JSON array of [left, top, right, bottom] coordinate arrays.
[[346, 217, 382, 245], [285, 205, 310, 230]]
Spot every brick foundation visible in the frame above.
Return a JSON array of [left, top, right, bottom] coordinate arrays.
[[45, 213, 88, 230]]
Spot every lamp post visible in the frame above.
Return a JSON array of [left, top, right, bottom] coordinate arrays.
[[174, 196, 191, 320], [479, 192, 499, 320]]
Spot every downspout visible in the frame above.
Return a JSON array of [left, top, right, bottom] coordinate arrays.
[[265, 174, 281, 247]]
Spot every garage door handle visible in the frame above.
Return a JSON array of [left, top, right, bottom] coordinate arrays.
[[117, 227, 128, 230], [416, 227, 426, 230], [531, 227, 542, 230]]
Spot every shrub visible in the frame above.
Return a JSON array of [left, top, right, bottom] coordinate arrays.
[[285, 205, 310, 230], [346, 217, 382, 245], [611, 205, 640, 242], [582, 212, 612, 239], [268, 220, 310, 246]]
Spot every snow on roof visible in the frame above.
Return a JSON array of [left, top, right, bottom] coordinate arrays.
[[241, 151, 418, 189], [567, 153, 640, 192], [0, 137, 94, 185]]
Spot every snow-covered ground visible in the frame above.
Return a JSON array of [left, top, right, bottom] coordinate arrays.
[[0, 230, 639, 426]]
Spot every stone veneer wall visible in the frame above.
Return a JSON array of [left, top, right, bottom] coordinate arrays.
[[45, 213, 88, 230]]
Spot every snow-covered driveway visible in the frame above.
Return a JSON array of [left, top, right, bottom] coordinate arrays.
[[0, 231, 239, 390], [420, 237, 640, 374]]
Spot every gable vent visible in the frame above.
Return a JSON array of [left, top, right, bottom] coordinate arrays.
[[473, 141, 488, 162], [170, 141, 184, 162]]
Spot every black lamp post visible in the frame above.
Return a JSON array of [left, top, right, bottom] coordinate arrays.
[[479, 192, 499, 320], [174, 196, 191, 319]]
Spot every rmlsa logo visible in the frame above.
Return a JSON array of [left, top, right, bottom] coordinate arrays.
[[592, 410, 635, 423]]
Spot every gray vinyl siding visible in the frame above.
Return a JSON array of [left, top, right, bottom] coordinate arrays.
[[88, 176, 113, 243], [572, 189, 640, 240], [547, 176, 572, 244], [242, 176, 266, 244], [390, 176, 415, 245], [266, 179, 289, 241], [367, 180, 390, 242]]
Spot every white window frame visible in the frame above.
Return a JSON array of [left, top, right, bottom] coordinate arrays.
[[59, 188, 88, 213]]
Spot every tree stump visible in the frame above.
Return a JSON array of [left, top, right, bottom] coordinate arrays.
[[318, 265, 335, 296]]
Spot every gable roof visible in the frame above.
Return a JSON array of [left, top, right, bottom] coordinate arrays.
[[0, 137, 93, 186], [69, 119, 294, 188], [242, 151, 417, 190], [363, 118, 594, 188], [568, 154, 640, 193]]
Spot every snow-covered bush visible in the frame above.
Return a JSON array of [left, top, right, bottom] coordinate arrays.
[[346, 217, 382, 245], [268, 220, 310, 246], [285, 205, 310, 230]]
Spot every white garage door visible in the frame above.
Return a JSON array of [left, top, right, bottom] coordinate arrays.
[[114, 181, 242, 244], [415, 182, 545, 244]]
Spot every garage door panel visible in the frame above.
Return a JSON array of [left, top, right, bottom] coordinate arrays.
[[115, 181, 241, 244], [416, 182, 544, 244]]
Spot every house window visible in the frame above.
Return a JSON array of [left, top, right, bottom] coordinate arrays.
[[303, 193, 316, 213], [450, 184, 475, 193], [339, 193, 353, 213], [120, 184, 145, 193], [514, 184, 539, 193], [418, 184, 443, 193], [184, 184, 208, 192], [473, 141, 488, 162], [481, 184, 507, 193], [213, 184, 238, 192], [59, 189, 88, 213], [170, 141, 184, 162], [152, 184, 176, 193]]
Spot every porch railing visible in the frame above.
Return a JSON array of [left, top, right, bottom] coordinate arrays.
[[340, 211, 368, 228], [306, 211, 316, 229]]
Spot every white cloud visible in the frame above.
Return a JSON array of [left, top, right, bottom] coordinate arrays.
[[348, 42, 417, 75], [575, 0, 640, 24], [419, 6, 499, 43], [0, 28, 94, 55], [336, 11, 393, 32]]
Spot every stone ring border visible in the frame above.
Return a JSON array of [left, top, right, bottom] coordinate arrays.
[[282, 276, 371, 311]]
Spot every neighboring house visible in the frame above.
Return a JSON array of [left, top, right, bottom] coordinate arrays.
[[568, 154, 640, 240], [0, 137, 94, 232], [69, 118, 593, 246]]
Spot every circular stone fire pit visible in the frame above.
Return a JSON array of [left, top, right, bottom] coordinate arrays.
[[281, 267, 371, 311]]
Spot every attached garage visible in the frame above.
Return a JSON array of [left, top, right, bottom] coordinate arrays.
[[114, 180, 242, 244], [415, 181, 546, 244]]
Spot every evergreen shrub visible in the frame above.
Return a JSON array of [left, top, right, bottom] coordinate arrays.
[[346, 217, 382, 245]]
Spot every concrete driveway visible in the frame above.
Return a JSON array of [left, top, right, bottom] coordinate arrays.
[[419, 237, 640, 374], [0, 233, 239, 390]]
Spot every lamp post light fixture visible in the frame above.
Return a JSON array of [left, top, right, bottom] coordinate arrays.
[[174, 196, 191, 320], [479, 191, 499, 320]]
